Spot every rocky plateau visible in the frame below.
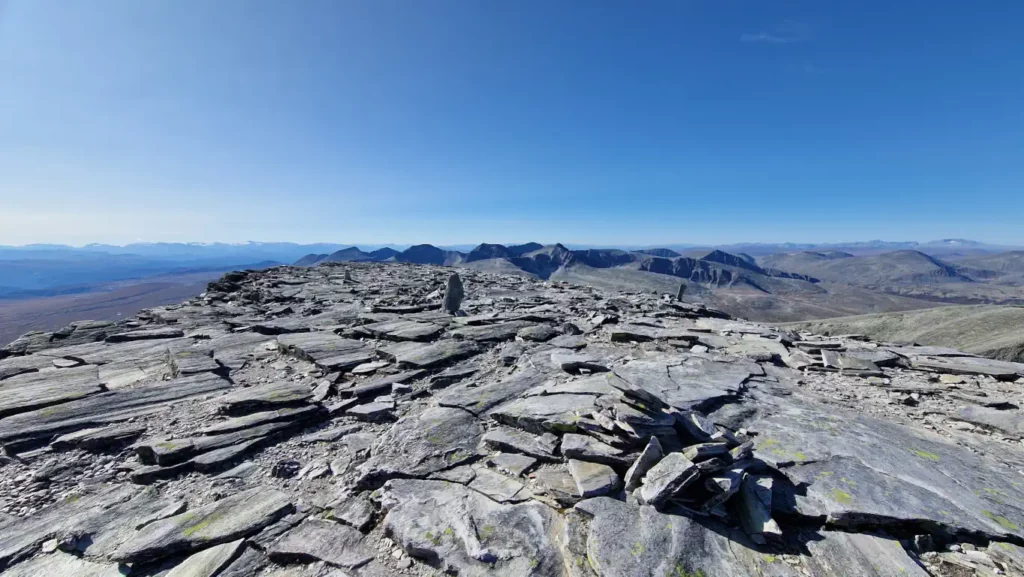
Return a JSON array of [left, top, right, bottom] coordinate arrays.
[[1, 262, 1024, 576]]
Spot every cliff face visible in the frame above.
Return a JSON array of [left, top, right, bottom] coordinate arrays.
[[1, 262, 1023, 576]]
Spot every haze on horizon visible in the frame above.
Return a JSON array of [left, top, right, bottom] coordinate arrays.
[[1, 0, 1022, 247]]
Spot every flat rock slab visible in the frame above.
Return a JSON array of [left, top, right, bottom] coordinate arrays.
[[51, 423, 146, 451], [568, 459, 620, 498], [745, 391, 1024, 541], [481, 427, 559, 460], [490, 393, 600, 435], [165, 539, 245, 577], [380, 340, 480, 369], [911, 355, 1024, 380], [638, 452, 698, 507], [345, 369, 424, 398], [469, 468, 530, 503], [268, 518, 374, 569], [561, 433, 626, 466], [0, 365, 105, 418], [576, 497, 798, 577], [609, 324, 699, 343], [803, 530, 930, 576], [439, 368, 547, 415], [358, 319, 443, 342], [345, 401, 394, 422], [0, 373, 231, 443], [380, 478, 567, 576], [487, 453, 537, 477], [449, 321, 535, 342], [106, 327, 185, 343], [956, 405, 1024, 437], [358, 406, 482, 484], [216, 381, 313, 413], [3, 551, 126, 577], [612, 357, 753, 412], [202, 405, 321, 435], [113, 487, 293, 563], [277, 332, 373, 370]]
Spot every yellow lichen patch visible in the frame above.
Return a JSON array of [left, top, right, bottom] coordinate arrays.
[[631, 542, 644, 556], [982, 510, 1020, 531], [182, 510, 225, 538], [911, 449, 940, 462], [830, 489, 854, 505]]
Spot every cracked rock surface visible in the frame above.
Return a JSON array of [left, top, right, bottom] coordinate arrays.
[[1, 262, 1024, 576]]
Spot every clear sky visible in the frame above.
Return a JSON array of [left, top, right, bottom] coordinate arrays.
[[1, 0, 1022, 246]]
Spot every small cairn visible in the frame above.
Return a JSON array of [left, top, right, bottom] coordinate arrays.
[[442, 273, 464, 315]]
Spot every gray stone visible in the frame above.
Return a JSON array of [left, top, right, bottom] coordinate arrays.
[[550, 352, 607, 373], [469, 468, 530, 503], [804, 531, 931, 576], [517, 324, 558, 342], [735, 474, 782, 545], [2, 551, 125, 577], [105, 327, 185, 343], [359, 319, 443, 342], [358, 406, 482, 484], [561, 433, 626, 466], [0, 365, 104, 418], [449, 321, 536, 342], [956, 405, 1024, 437], [277, 332, 373, 371], [50, 424, 146, 451], [490, 394, 599, 435], [380, 478, 566, 576], [216, 381, 313, 413], [165, 539, 245, 577], [202, 405, 321, 435], [481, 427, 559, 460], [113, 487, 293, 563], [380, 340, 480, 369], [0, 373, 231, 443], [638, 453, 698, 507], [268, 518, 374, 569], [623, 436, 664, 491], [575, 497, 796, 577], [345, 401, 394, 422], [442, 273, 464, 314], [330, 494, 375, 531], [568, 459, 620, 498], [487, 453, 537, 477]]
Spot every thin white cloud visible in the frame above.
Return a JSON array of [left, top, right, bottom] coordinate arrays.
[[740, 32, 800, 44], [741, 19, 810, 44]]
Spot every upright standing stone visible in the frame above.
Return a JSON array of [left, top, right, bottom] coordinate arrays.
[[344, 269, 354, 283], [443, 273, 464, 315], [676, 283, 686, 301]]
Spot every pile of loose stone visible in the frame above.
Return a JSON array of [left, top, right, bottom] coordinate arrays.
[[1, 262, 1024, 576]]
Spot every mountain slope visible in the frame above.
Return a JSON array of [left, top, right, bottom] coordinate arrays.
[[783, 305, 1024, 361], [759, 250, 974, 285]]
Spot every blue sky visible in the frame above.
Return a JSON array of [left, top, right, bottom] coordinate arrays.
[[1, 0, 1021, 246]]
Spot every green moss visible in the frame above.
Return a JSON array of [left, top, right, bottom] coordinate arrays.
[[911, 449, 940, 462], [830, 489, 854, 505], [983, 510, 1020, 531]]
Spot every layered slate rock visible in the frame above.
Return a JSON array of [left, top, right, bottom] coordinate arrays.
[[0, 365, 106, 418], [113, 487, 292, 562], [358, 406, 483, 484], [2, 261, 1024, 576], [0, 372, 230, 443], [277, 332, 374, 371], [379, 339, 480, 369], [268, 518, 374, 569], [380, 479, 567, 576]]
